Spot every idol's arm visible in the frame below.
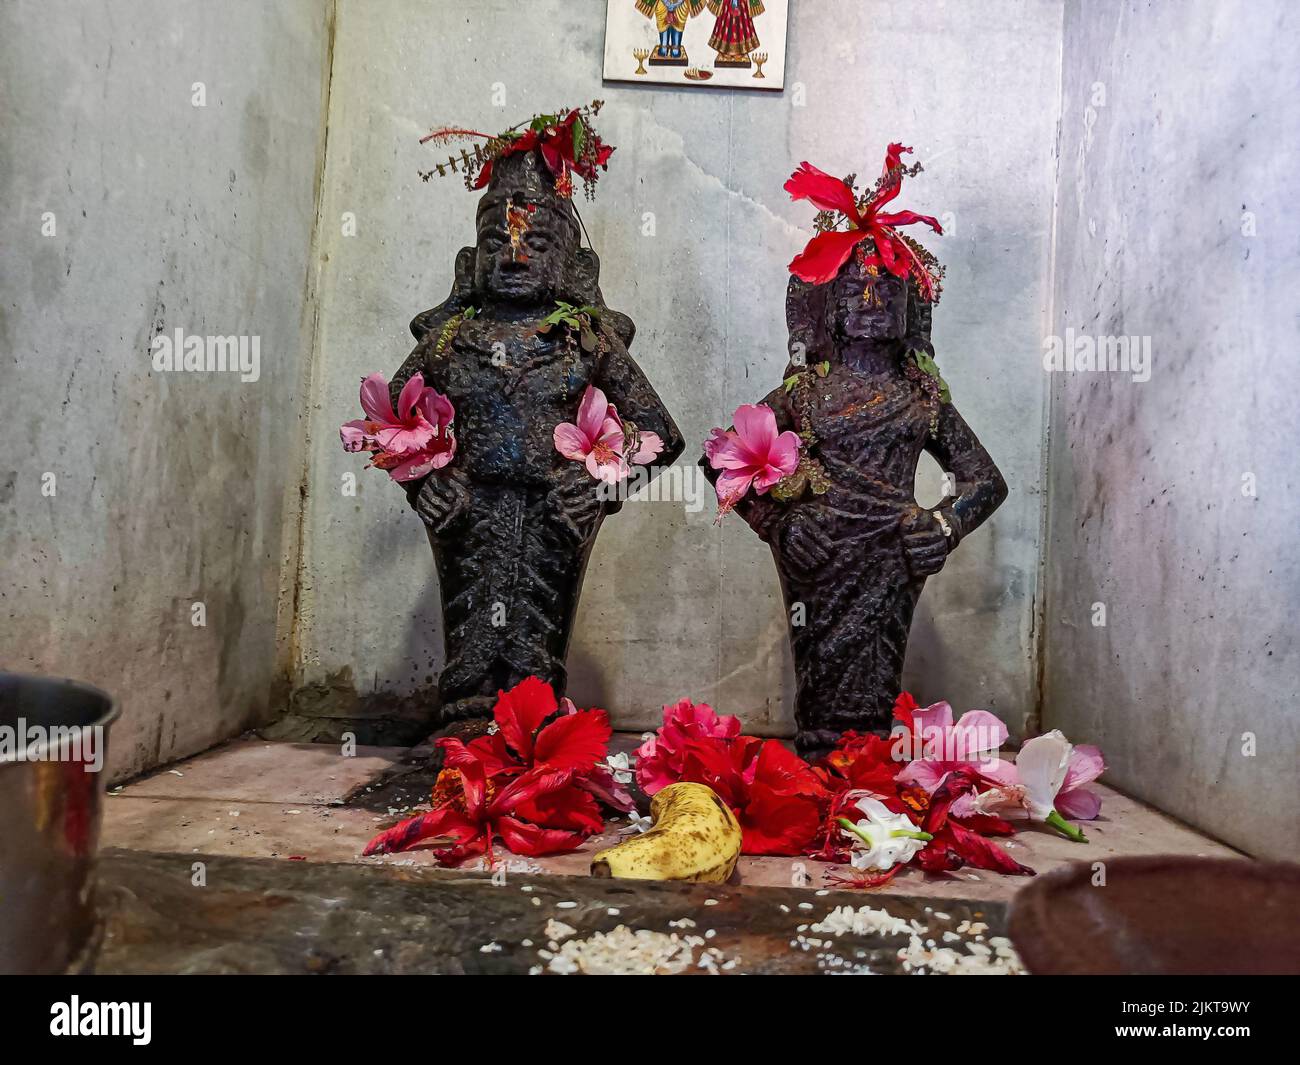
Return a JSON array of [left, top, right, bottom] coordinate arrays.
[[923, 399, 1008, 549]]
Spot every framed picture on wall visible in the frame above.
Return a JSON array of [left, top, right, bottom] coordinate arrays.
[[603, 0, 790, 90]]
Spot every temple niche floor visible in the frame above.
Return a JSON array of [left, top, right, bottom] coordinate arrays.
[[102, 734, 1240, 907]]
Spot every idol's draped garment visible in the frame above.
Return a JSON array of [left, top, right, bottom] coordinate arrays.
[[430, 484, 599, 718], [774, 464, 921, 742]]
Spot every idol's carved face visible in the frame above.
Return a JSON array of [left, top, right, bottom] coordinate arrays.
[[829, 259, 908, 343], [473, 198, 575, 303]]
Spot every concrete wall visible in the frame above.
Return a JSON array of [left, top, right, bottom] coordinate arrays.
[[1043, 0, 1299, 857], [0, 0, 331, 779], [294, 0, 1062, 738]]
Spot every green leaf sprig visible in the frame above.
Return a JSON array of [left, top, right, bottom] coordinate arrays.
[[537, 301, 603, 352]]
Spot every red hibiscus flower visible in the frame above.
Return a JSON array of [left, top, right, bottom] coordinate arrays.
[[635, 698, 742, 795], [785, 143, 943, 298], [828, 767, 1034, 888], [891, 690, 919, 730], [421, 104, 614, 199], [807, 728, 912, 864], [676, 734, 829, 856], [362, 676, 618, 864], [532, 107, 615, 185], [467, 676, 621, 822], [469, 677, 610, 775], [909, 768, 1035, 878], [362, 739, 590, 865], [462, 109, 613, 197], [812, 712, 1033, 883], [818, 729, 905, 798]]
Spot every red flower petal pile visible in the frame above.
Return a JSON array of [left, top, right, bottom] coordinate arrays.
[[640, 692, 1038, 882], [364, 683, 1054, 885], [363, 677, 619, 866]]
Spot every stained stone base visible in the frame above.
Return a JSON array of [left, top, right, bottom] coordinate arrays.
[[94, 849, 1010, 975]]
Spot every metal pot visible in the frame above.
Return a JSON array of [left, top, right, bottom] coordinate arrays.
[[0, 672, 119, 974]]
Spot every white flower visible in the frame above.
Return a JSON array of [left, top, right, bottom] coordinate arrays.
[[619, 811, 653, 835], [1015, 730, 1073, 819], [839, 796, 932, 872], [1012, 730, 1087, 841], [956, 729, 1096, 841], [605, 751, 633, 784]]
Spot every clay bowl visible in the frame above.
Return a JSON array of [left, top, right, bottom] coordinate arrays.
[[1008, 855, 1300, 974]]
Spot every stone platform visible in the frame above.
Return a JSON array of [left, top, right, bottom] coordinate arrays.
[[103, 735, 1241, 906]]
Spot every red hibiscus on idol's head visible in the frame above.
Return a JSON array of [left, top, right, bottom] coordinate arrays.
[[785, 143, 943, 299], [420, 103, 614, 200], [471, 109, 614, 197]]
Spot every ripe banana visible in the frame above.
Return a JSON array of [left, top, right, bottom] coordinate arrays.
[[591, 782, 742, 883]]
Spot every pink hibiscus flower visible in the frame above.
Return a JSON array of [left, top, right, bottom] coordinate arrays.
[[703, 403, 801, 514], [893, 696, 1008, 793], [973, 731, 1107, 824], [635, 698, 742, 795], [553, 385, 663, 484], [1053, 744, 1106, 820], [340, 372, 455, 482]]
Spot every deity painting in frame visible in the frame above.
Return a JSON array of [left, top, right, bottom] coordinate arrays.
[[603, 0, 790, 91]]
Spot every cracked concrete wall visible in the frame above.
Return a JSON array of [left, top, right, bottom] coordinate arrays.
[[1043, 0, 1299, 858], [0, 0, 331, 779], [298, 0, 1061, 735]]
